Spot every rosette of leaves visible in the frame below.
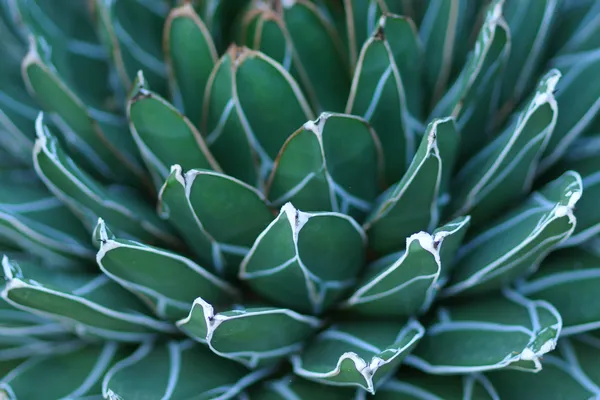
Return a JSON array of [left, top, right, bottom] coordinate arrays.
[[0, 0, 599, 398]]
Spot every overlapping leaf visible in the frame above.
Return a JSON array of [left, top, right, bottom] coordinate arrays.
[[405, 289, 562, 373], [345, 14, 421, 184], [430, 0, 510, 159], [291, 319, 424, 394], [240, 203, 366, 314], [515, 247, 600, 336], [364, 117, 459, 255], [158, 165, 274, 278], [33, 113, 180, 248], [178, 298, 322, 368], [1, 256, 175, 341], [265, 112, 383, 220], [127, 71, 221, 190], [102, 340, 273, 399], [341, 216, 469, 317], [448, 69, 560, 224], [486, 334, 600, 398], [443, 171, 582, 297], [248, 374, 363, 399], [95, 219, 238, 321], [202, 45, 314, 185]]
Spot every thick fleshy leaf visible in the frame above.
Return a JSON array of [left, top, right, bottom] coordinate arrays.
[[486, 334, 600, 399], [32, 113, 180, 248], [102, 340, 273, 399], [448, 69, 560, 225], [164, 3, 218, 128], [539, 2, 600, 171], [498, 0, 559, 115], [0, 170, 94, 268], [515, 247, 600, 336], [341, 216, 470, 317], [158, 166, 274, 279], [265, 112, 383, 221], [364, 117, 460, 256], [92, 0, 168, 95], [202, 45, 314, 186], [405, 289, 562, 373], [127, 71, 221, 190], [443, 171, 582, 297], [22, 36, 148, 187], [419, 0, 479, 108], [247, 374, 363, 399], [177, 298, 322, 368], [0, 341, 127, 399], [345, 14, 422, 184], [550, 135, 600, 246], [291, 319, 425, 394], [95, 219, 238, 321], [1, 256, 175, 341], [429, 0, 510, 160], [192, 0, 252, 53], [376, 370, 500, 399], [241, 0, 350, 112], [240, 203, 366, 314], [342, 0, 389, 70]]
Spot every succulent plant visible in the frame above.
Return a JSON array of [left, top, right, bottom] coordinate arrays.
[[1, 0, 600, 398]]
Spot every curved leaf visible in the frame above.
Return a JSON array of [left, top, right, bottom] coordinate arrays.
[[291, 319, 424, 394], [240, 203, 366, 314], [158, 166, 274, 278], [406, 289, 562, 373], [127, 71, 221, 190], [248, 374, 363, 399], [32, 113, 180, 248], [1, 256, 175, 342], [95, 219, 238, 321], [265, 112, 383, 221], [443, 171, 582, 297], [102, 340, 274, 400], [364, 117, 459, 255], [177, 298, 321, 368]]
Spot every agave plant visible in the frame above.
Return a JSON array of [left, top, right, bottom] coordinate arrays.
[[1, 0, 600, 398]]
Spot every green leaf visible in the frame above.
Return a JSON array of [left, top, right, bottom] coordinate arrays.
[[443, 171, 582, 297], [406, 289, 562, 373], [158, 165, 274, 279], [0, 341, 127, 399], [486, 334, 600, 399], [95, 219, 238, 322], [32, 113, 180, 249], [515, 247, 600, 336], [341, 216, 470, 318], [265, 112, 383, 221], [248, 374, 363, 399], [419, 0, 479, 108], [193, 0, 251, 53], [1, 256, 175, 342], [92, 0, 168, 95], [345, 14, 422, 184], [102, 340, 274, 399], [177, 299, 322, 368], [539, 6, 600, 171], [429, 0, 510, 160], [364, 117, 460, 256], [376, 369, 500, 399], [550, 135, 600, 246], [291, 319, 424, 394], [22, 36, 148, 188], [447, 69, 561, 225], [240, 203, 366, 314], [498, 0, 559, 113], [0, 170, 94, 268], [164, 3, 218, 129], [242, 1, 350, 113], [127, 71, 222, 190], [342, 0, 387, 70], [202, 46, 315, 186]]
